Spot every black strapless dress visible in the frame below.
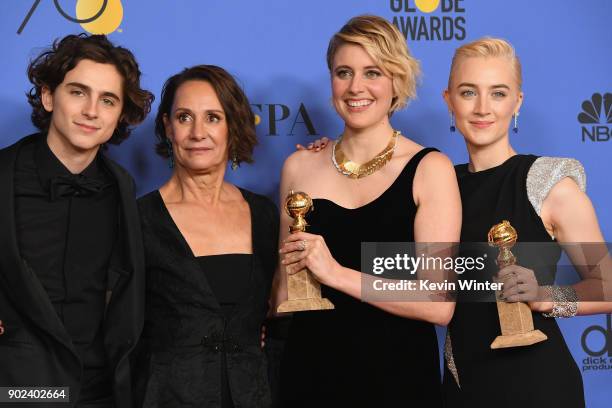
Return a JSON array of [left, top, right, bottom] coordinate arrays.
[[136, 189, 277, 408], [281, 148, 443, 407]]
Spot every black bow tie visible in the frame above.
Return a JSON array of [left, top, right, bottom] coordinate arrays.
[[49, 174, 106, 201]]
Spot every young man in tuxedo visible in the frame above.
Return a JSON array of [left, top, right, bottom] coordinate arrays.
[[0, 34, 153, 407]]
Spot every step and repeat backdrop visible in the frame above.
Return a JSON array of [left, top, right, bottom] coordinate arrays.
[[1, 1, 610, 406]]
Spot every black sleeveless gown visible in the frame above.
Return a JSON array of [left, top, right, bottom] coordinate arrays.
[[281, 148, 443, 407], [136, 189, 277, 408], [442, 154, 584, 407]]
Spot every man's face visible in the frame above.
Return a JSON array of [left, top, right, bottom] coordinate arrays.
[[42, 59, 124, 157]]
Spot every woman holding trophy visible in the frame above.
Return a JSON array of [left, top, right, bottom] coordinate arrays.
[[440, 38, 611, 407], [298, 33, 611, 406], [276, 15, 461, 407]]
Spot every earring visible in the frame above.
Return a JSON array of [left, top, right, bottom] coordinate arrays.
[[513, 112, 519, 133], [165, 139, 174, 169], [231, 153, 239, 171], [450, 112, 456, 132]]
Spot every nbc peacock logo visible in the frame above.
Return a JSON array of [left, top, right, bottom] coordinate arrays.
[[578, 92, 612, 142], [18, 0, 124, 35]]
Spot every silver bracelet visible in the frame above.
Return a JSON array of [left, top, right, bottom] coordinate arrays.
[[542, 285, 578, 318]]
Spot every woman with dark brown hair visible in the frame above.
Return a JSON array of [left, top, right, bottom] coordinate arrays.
[[135, 65, 278, 407]]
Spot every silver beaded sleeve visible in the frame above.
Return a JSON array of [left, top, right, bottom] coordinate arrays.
[[526, 157, 586, 217], [526, 157, 584, 318], [444, 331, 460, 387], [542, 285, 579, 318]]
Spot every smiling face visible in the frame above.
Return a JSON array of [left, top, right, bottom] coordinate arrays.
[[42, 59, 123, 156], [331, 43, 394, 131], [445, 56, 523, 149], [163, 80, 229, 173]]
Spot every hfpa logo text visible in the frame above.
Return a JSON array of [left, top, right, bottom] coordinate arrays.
[[252, 103, 318, 136]]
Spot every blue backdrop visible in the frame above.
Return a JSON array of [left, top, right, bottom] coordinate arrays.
[[1, 1, 610, 406]]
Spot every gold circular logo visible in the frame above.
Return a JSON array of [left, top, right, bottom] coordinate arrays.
[[77, 0, 123, 34], [415, 0, 440, 13]]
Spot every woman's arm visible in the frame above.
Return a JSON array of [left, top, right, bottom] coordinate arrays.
[[538, 177, 612, 314], [270, 153, 303, 313], [281, 152, 462, 325]]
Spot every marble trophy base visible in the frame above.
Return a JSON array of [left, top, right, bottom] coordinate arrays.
[[490, 301, 548, 349], [277, 269, 334, 313]]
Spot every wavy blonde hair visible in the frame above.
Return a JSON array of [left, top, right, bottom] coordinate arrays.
[[449, 37, 522, 89], [326, 15, 421, 114]]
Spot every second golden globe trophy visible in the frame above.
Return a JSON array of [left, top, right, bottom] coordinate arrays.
[[277, 190, 334, 313], [488, 220, 547, 349]]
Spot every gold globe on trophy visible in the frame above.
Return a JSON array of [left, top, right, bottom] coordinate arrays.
[[488, 220, 547, 348], [277, 190, 334, 313]]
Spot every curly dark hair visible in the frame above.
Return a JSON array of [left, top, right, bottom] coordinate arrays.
[[27, 33, 154, 145], [155, 65, 257, 166]]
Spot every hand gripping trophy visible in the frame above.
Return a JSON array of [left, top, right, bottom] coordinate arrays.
[[488, 220, 547, 349], [277, 191, 334, 312]]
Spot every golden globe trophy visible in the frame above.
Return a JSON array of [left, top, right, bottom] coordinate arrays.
[[277, 190, 334, 313], [488, 220, 547, 349]]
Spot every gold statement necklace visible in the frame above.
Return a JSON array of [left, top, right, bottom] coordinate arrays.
[[332, 130, 400, 179]]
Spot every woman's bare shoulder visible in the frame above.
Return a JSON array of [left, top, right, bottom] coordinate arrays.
[[282, 142, 332, 176]]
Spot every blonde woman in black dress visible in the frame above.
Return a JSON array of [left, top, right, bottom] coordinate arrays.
[[301, 36, 611, 407], [441, 37, 611, 408], [276, 15, 461, 407]]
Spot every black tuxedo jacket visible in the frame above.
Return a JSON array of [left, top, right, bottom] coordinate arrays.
[[0, 134, 145, 407]]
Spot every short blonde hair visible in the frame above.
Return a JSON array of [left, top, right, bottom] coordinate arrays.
[[326, 15, 421, 113], [449, 37, 522, 89]]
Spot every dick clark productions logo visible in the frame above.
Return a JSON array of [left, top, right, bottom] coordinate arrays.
[[581, 314, 612, 372], [578, 92, 612, 142]]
